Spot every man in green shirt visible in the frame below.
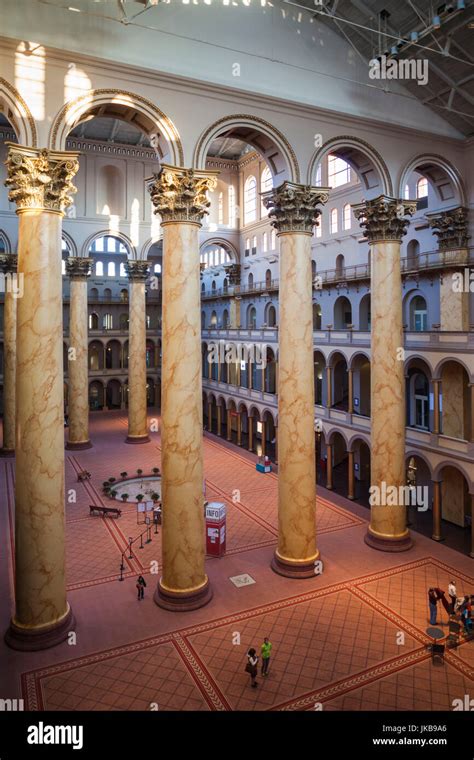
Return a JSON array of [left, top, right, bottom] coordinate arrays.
[[261, 637, 272, 676]]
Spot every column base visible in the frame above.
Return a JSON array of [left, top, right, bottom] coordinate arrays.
[[0, 448, 15, 457], [4, 605, 75, 651], [66, 440, 93, 450], [125, 435, 150, 445], [364, 529, 413, 552], [271, 551, 320, 579], [154, 578, 213, 611], [432, 533, 443, 542]]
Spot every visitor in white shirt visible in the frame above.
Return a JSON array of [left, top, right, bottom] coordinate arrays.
[[448, 580, 457, 615]]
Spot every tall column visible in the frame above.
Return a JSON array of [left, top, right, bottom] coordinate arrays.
[[0, 254, 18, 456], [217, 404, 222, 436], [248, 415, 253, 452], [226, 409, 232, 441], [353, 195, 417, 552], [469, 384, 474, 444], [347, 450, 355, 500], [326, 443, 333, 490], [348, 368, 354, 415], [4, 144, 79, 649], [66, 258, 93, 449], [263, 182, 329, 578], [148, 165, 218, 610], [470, 494, 474, 559], [261, 420, 266, 457], [432, 480, 442, 542], [274, 425, 279, 464], [237, 413, 242, 446], [124, 260, 150, 444], [433, 379, 441, 435], [326, 365, 333, 408], [207, 401, 213, 433]]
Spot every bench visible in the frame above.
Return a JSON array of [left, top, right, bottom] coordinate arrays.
[[77, 471, 91, 482], [89, 505, 122, 518]]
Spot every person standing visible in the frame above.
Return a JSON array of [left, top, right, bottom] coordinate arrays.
[[448, 580, 457, 615], [261, 637, 272, 676], [136, 575, 147, 600], [246, 648, 259, 688], [428, 587, 438, 625]]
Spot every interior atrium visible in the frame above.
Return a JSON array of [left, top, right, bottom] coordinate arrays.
[[0, 0, 473, 732]]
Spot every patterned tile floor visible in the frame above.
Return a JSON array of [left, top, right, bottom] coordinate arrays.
[[1, 410, 473, 712]]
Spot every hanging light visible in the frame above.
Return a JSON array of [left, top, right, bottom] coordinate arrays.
[[432, 15, 441, 29]]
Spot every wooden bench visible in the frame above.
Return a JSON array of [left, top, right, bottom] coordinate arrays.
[[89, 505, 122, 518], [77, 471, 91, 482]]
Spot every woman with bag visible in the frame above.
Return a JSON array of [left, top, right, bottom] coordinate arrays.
[[245, 648, 259, 688]]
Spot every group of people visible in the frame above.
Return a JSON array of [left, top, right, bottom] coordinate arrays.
[[246, 638, 272, 687], [428, 580, 472, 635]]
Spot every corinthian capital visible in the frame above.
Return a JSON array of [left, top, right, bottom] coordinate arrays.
[[0, 253, 18, 275], [426, 206, 470, 250], [262, 181, 330, 234], [66, 257, 92, 280], [125, 260, 150, 282], [4, 143, 79, 213], [352, 195, 417, 243], [147, 164, 219, 225]]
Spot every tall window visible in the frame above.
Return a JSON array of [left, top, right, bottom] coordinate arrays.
[[103, 313, 113, 330], [417, 177, 428, 198], [244, 176, 257, 223], [404, 183, 410, 200], [315, 163, 322, 187], [343, 203, 351, 230], [262, 231, 268, 252], [330, 208, 338, 234], [120, 263, 126, 277], [328, 154, 350, 188], [252, 235, 257, 253], [95, 261, 103, 276], [154, 263, 162, 273], [218, 191, 224, 225], [108, 261, 115, 277], [271, 228, 276, 249], [315, 221, 322, 238], [228, 185, 236, 227], [261, 166, 272, 214], [61, 259, 66, 275]]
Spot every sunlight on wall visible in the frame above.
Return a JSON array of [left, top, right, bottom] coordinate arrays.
[[15, 42, 45, 122], [150, 201, 161, 242], [64, 64, 92, 103], [108, 215, 120, 235], [130, 198, 140, 247]]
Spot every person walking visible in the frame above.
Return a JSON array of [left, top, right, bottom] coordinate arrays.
[[261, 637, 272, 676], [136, 575, 147, 600], [246, 648, 259, 688], [448, 580, 457, 615], [428, 587, 438, 625]]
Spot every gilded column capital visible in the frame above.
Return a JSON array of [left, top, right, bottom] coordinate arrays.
[[125, 260, 150, 282], [0, 253, 18, 275], [65, 257, 92, 280], [426, 206, 470, 250], [262, 181, 330, 234], [147, 164, 219, 225], [4, 143, 79, 214], [352, 195, 417, 243]]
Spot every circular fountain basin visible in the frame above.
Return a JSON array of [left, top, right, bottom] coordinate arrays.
[[112, 475, 162, 503]]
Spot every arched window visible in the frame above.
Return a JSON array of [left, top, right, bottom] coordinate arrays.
[[107, 261, 115, 277], [410, 295, 428, 331], [261, 166, 272, 214], [404, 183, 410, 200], [248, 272, 254, 289], [417, 177, 428, 198], [247, 305, 257, 329], [336, 254, 345, 278], [265, 269, 272, 288], [315, 219, 322, 238], [120, 262, 126, 277], [89, 313, 99, 330], [315, 163, 322, 187], [312, 303, 321, 330], [210, 310, 217, 326], [95, 261, 103, 276], [222, 308, 229, 328], [330, 208, 338, 234], [266, 304, 276, 327], [218, 191, 224, 225], [252, 236, 257, 253], [104, 288, 112, 300], [228, 185, 236, 227], [328, 154, 350, 187], [244, 176, 257, 223], [262, 232, 268, 252], [61, 259, 66, 275], [271, 228, 276, 249], [211, 280, 217, 292], [103, 313, 113, 330], [343, 203, 351, 230], [154, 263, 162, 274]]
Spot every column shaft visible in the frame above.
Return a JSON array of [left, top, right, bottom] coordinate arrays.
[[433, 380, 441, 435], [348, 368, 354, 415], [208, 402, 213, 433], [347, 450, 355, 500], [125, 262, 150, 444], [326, 443, 333, 490], [432, 481, 442, 541], [217, 405, 222, 436], [66, 259, 92, 449], [0, 256, 17, 456], [248, 416, 253, 451]]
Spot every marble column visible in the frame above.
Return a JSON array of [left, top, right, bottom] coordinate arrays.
[[0, 254, 18, 456], [348, 368, 354, 415], [4, 144, 79, 649], [248, 415, 253, 452], [237, 413, 242, 446], [433, 380, 441, 435], [326, 365, 333, 408], [353, 195, 417, 552], [261, 420, 266, 458], [124, 260, 150, 444], [208, 401, 213, 433], [326, 443, 333, 490], [66, 257, 93, 449], [470, 384, 474, 444], [470, 494, 474, 559], [347, 450, 355, 500], [263, 182, 329, 577], [148, 165, 218, 610], [226, 409, 232, 441], [217, 405, 222, 436], [432, 480, 442, 542]]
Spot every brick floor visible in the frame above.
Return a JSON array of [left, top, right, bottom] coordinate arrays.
[[1, 410, 473, 712]]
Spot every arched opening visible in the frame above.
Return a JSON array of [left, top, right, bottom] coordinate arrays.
[[440, 465, 471, 554], [312, 302, 322, 330], [313, 350, 325, 406], [264, 348, 277, 394], [89, 312, 99, 330], [105, 340, 121, 370], [88, 341, 104, 370], [146, 377, 155, 407], [352, 438, 371, 506], [410, 295, 428, 332], [247, 305, 257, 329], [406, 239, 420, 269], [265, 303, 277, 327], [106, 379, 122, 410], [351, 353, 371, 417], [440, 360, 470, 440], [331, 353, 349, 411], [89, 380, 104, 411], [335, 254, 345, 278], [359, 294, 371, 331], [406, 360, 432, 430], [334, 296, 352, 329]]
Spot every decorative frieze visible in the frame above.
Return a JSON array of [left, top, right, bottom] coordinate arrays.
[[4, 144, 79, 213]]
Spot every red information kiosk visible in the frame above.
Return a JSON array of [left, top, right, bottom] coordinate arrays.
[[205, 501, 226, 558]]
